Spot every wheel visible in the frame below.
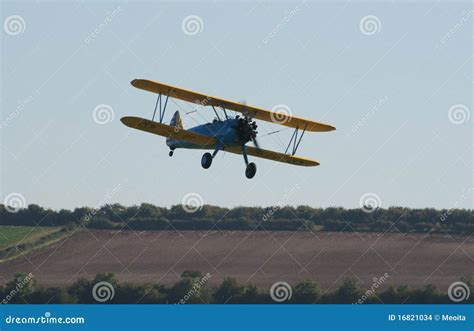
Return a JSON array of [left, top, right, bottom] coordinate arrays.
[[245, 162, 257, 179], [169, 150, 174, 157], [201, 152, 213, 169]]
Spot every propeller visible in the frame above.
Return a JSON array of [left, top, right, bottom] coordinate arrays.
[[250, 121, 260, 149], [233, 112, 260, 149], [237, 100, 260, 150]]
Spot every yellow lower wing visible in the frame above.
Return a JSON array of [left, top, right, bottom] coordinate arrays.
[[122, 117, 317, 166], [225, 146, 319, 167], [121, 116, 216, 146]]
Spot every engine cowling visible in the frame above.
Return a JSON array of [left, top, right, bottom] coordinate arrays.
[[233, 116, 258, 145]]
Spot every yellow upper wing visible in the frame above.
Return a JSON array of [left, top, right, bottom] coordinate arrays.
[[121, 116, 216, 146], [225, 146, 319, 167], [131, 79, 336, 132]]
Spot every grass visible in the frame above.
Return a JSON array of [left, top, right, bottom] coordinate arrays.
[[0, 226, 61, 250], [0, 225, 80, 262]]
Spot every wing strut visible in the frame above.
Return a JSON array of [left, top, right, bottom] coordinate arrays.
[[151, 93, 169, 123], [211, 106, 221, 121], [284, 124, 307, 156], [211, 106, 230, 121], [222, 107, 229, 120]]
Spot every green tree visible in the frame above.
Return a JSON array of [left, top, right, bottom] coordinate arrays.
[[214, 278, 245, 303], [4, 273, 37, 303], [292, 279, 321, 303], [332, 278, 362, 303]]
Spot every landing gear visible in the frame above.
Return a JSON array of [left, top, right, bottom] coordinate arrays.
[[241, 145, 257, 179], [245, 162, 257, 179], [200, 145, 257, 179], [201, 152, 213, 169], [201, 146, 220, 169], [169, 150, 174, 157]]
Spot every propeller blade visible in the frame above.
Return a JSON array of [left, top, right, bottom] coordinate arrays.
[[253, 137, 260, 150]]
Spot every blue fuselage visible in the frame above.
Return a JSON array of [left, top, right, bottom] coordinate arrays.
[[166, 118, 240, 150]]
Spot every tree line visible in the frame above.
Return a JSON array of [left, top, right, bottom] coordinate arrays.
[[1, 203, 472, 235], [1, 272, 472, 304]]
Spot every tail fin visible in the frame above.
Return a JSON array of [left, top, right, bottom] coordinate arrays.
[[170, 111, 183, 130]]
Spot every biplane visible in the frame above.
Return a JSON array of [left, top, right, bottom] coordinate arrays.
[[121, 79, 335, 179]]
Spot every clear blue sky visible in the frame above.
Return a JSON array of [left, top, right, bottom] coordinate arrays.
[[1, 0, 472, 210]]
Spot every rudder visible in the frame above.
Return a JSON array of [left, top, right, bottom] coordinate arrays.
[[170, 111, 183, 129]]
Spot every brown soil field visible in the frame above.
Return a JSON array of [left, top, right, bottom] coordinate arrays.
[[0, 230, 472, 291]]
